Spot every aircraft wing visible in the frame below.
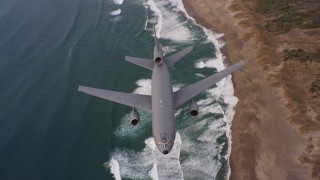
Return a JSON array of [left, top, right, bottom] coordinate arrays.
[[79, 86, 152, 112], [173, 61, 244, 108], [125, 56, 154, 70]]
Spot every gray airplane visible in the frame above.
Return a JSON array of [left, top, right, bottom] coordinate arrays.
[[79, 33, 244, 155]]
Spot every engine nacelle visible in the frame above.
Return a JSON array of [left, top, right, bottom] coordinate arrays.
[[189, 101, 199, 117], [154, 57, 163, 64], [153, 44, 164, 64], [129, 108, 140, 126]]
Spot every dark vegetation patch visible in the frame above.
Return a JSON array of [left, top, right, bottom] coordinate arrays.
[[283, 48, 320, 62], [256, 0, 320, 33], [310, 78, 320, 93]]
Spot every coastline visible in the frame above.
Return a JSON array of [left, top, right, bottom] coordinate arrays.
[[182, 0, 313, 179]]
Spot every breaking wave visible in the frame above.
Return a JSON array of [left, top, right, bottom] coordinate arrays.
[[110, 9, 121, 16], [112, 0, 124, 5]]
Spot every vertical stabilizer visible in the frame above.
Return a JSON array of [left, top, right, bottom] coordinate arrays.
[[153, 25, 164, 64], [153, 26, 160, 48]]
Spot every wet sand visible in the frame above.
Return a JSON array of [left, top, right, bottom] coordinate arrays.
[[182, 0, 311, 179]]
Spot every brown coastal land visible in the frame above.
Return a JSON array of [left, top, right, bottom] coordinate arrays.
[[183, 0, 320, 179]]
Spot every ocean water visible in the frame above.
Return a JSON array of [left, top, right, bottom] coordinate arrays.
[[0, 0, 237, 179]]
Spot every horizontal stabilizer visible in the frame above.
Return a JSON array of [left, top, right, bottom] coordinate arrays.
[[79, 86, 152, 112], [165, 46, 193, 67], [125, 56, 154, 70], [174, 60, 244, 108]]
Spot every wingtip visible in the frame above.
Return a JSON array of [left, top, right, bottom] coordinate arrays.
[[238, 60, 245, 66]]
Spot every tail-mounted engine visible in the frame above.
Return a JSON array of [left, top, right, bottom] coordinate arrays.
[[154, 57, 163, 64], [153, 42, 164, 65], [189, 101, 199, 117], [130, 108, 140, 126]]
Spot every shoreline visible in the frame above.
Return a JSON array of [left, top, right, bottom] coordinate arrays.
[[182, 0, 312, 179]]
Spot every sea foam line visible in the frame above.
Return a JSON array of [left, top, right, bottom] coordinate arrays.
[[168, 0, 238, 179], [144, 0, 163, 37], [200, 14, 237, 180], [113, 0, 124, 5], [143, 0, 149, 30], [110, 0, 124, 17], [105, 159, 121, 180], [144, 0, 193, 42], [110, 9, 121, 16]]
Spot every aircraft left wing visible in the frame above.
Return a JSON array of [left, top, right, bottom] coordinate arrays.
[[125, 56, 154, 70], [79, 86, 152, 112], [173, 61, 244, 108]]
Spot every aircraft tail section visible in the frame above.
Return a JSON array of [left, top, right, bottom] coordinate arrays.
[[154, 26, 159, 45], [165, 46, 193, 67], [125, 56, 154, 70]]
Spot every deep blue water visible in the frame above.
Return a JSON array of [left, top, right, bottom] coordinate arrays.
[[0, 0, 233, 179]]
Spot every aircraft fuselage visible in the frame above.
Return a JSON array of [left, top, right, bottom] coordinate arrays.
[[151, 61, 175, 154]]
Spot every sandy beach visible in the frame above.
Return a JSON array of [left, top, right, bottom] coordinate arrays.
[[182, 0, 318, 179]]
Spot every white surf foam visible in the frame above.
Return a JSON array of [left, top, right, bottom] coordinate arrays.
[[177, 83, 227, 178], [167, 0, 194, 21], [105, 158, 121, 180], [110, 9, 121, 16], [108, 134, 184, 179], [195, 58, 220, 69], [149, 162, 159, 180], [157, 1, 193, 42], [142, 0, 149, 30], [113, 0, 124, 5], [200, 24, 238, 180], [144, 0, 163, 37], [144, 0, 193, 42], [162, 45, 177, 56], [133, 79, 152, 95], [221, 76, 238, 179]]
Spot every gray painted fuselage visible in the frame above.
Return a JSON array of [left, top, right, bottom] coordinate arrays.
[[151, 61, 175, 154]]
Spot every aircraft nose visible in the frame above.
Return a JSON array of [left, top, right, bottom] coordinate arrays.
[[162, 150, 169, 155]]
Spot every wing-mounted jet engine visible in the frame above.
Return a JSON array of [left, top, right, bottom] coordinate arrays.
[[130, 108, 140, 126], [189, 101, 199, 117]]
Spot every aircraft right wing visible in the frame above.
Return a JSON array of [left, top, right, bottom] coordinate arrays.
[[173, 61, 244, 108], [79, 86, 152, 112]]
